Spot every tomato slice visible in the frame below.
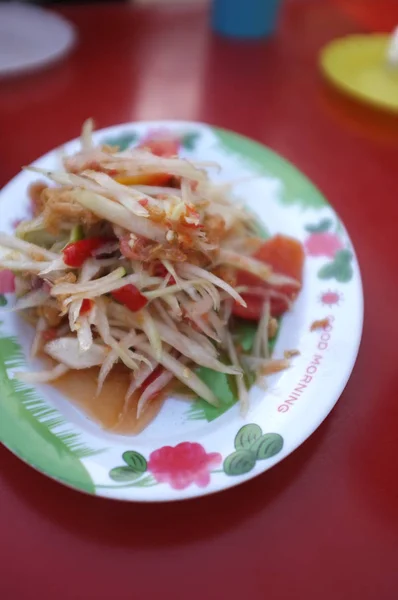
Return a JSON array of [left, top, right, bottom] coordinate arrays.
[[232, 235, 305, 321], [139, 138, 180, 158]]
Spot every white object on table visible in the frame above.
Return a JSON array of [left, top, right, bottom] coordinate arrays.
[[0, 3, 76, 77], [386, 26, 398, 68]]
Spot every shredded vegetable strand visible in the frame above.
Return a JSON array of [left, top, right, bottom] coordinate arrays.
[[152, 299, 179, 331], [179, 324, 218, 357], [94, 299, 140, 371], [116, 330, 153, 369], [51, 267, 126, 297], [136, 369, 174, 419], [253, 300, 270, 359], [0, 259, 53, 272], [0, 232, 59, 261], [147, 319, 240, 374], [15, 363, 69, 383], [135, 341, 219, 407], [138, 308, 163, 361], [178, 263, 246, 306], [11, 288, 49, 312], [44, 337, 109, 369], [77, 315, 93, 352], [187, 312, 221, 342], [72, 189, 166, 242], [97, 349, 119, 395], [30, 316, 46, 358], [225, 331, 249, 415], [125, 360, 157, 401]]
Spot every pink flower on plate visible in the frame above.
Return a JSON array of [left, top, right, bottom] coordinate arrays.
[[148, 442, 222, 490], [304, 232, 344, 258], [320, 290, 342, 307], [0, 269, 15, 294]]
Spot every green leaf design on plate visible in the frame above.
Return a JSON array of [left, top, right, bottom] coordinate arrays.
[[318, 263, 337, 280], [0, 327, 100, 494], [0, 295, 7, 307], [305, 218, 333, 234], [318, 248, 353, 283], [181, 132, 200, 151], [334, 249, 353, 264], [103, 132, 139, 151], [335, 219, 345, 236], [131, 474, 157, 487], [213, 127, 327, 209], [97, 474, 157, 489], [109, 467, 141, 483], [122, 450, 147, 473], [234, 424, 263, 451], [251, 433, 284, 460], [223, 450, 256, 476], [335, 264, 353, 283]]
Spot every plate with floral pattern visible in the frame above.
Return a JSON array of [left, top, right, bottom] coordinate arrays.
[[0, 121, 363, 501]]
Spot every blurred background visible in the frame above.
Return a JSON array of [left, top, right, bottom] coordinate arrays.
[[0, 0, 397, 174]]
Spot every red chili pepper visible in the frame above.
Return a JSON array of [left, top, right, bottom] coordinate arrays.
[[62, 237, 110, 268], [139, 198, 149, 207], [153, 263, 168, 277], [111, 284, 148, 312], [79, 299, 93, 315], [141, 365, 163, 390], [152, 262, 176, 285]]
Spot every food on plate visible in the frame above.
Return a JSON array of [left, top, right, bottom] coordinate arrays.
[[0, 120, 305, 431]]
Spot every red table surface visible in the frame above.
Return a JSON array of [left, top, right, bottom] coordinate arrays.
[[1, 2, 398, 599]]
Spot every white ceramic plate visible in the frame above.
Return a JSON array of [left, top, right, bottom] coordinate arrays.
[[0, 121, 363, 501], [0, 4, 76, 77]]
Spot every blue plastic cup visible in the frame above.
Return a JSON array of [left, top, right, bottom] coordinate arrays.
[[211, 0, 281, 40]]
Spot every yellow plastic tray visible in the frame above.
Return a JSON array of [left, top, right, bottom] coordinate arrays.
[[320, 34, 398, 114]]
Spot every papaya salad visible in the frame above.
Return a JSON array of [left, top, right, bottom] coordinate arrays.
[[0, 121, 304, 424]]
